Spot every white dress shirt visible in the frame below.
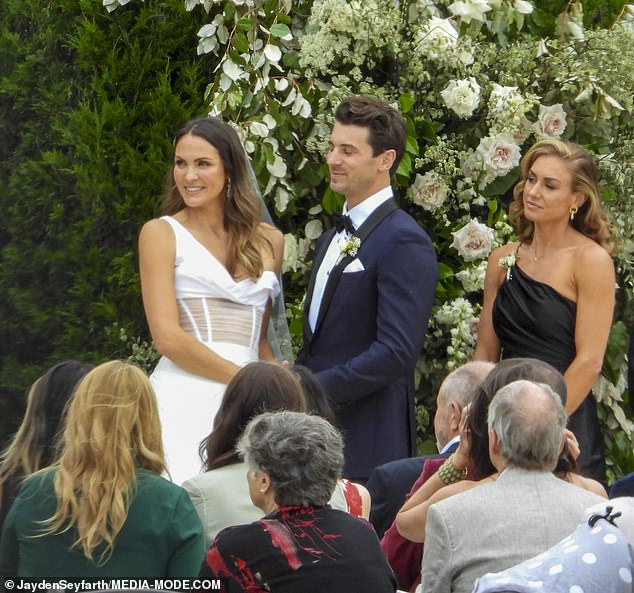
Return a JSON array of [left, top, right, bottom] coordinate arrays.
[[307, 186, 393, 332]]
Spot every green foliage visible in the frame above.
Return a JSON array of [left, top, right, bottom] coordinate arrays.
[[0, 0, 210, 445]]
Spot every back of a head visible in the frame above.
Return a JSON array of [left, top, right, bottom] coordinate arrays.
[[0, 360, 94, 480], [61, 360, 164, 475], [468, 358, 566, 478], [335, 95, 406, 176], [203, 362, 307, 469], [292, 364, 337, 425], [440, 361, 495, 408], [238, 410, 344, 507], [49, 360, 164, 562], [488, 380, 566, 471]]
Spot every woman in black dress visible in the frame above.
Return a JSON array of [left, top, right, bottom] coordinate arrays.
[[474, 139, 615, 482]]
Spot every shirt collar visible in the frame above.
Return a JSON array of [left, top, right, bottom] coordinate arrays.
[[439, 435, 461, 455], [343, 186, 393, 230]]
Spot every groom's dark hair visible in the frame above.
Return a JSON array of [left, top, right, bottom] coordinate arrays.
[[335, 96, 406, 177]]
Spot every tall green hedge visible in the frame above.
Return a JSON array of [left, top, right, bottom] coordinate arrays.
[[0, 0, 210, 445]]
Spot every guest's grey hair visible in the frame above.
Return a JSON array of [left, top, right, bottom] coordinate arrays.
[[488, 380, 566, 471], [237, 410, 344, 507], [439, 361, 495, 408]]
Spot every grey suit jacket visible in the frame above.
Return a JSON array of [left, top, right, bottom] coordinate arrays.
[[421, 467, 605, 593]]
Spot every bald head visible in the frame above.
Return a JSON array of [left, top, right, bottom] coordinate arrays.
[[488, 380, 566, 471], [434, 361, 494, 451]]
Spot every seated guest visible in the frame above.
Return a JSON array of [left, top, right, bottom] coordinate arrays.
[[472, 505, 634, 593], [368, 361, 494, 539], [0, 360, 93, 532], [293, 364, 371, 519], [420, 380, 605, 593], [199, 410, 397, 592], [0, 361, 204, 578], [182, 362, 308, 547], [610, 473, 634, 498], [386, 358, 604, 592]]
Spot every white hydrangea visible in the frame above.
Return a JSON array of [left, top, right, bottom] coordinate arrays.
[[487, 83, 532, 134], [455, 260, 488, 292], [441, 78, 481, 118], [451, 218, 495, 261], [408, 172, 450, 211], [434, 298, 481, 369], [534, 103, 567, 138], [476, 134, 521, 177], [448, 0, 492, 24]]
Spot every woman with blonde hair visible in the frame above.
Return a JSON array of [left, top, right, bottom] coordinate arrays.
[[139, 116, 285, 483], [474, 139, 615, 481], [0, 361, 204, 578]]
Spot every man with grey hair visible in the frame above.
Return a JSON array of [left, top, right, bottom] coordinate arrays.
[[369, 361, 494, 539], [420, 380, 605, 593]]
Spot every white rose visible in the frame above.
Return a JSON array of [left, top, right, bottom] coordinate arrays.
[[476, 134, 521, 176], [441, 78, 481, 118], [408, 172, 449, 211], [417, 17, 458, 60], [451, 218, 495, 261], [535, 103, 567, 138], [449, 0, 492, 24]]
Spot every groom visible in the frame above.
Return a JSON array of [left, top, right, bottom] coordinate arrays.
[[297, 96, 438, 482]]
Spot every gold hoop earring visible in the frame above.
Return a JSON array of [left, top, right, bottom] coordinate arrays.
[[569, 205, 578, 221]]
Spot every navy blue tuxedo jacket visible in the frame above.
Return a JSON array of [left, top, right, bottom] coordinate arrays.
[[297, 199, 438, 480]]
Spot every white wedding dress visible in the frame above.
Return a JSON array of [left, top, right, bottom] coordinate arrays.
[[150, 216, 280, 485]]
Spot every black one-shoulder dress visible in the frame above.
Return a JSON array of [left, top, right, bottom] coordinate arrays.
[[492, 263, 605, 482]]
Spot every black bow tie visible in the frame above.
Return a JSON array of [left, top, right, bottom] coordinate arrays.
[[332, 213, 355, 234]]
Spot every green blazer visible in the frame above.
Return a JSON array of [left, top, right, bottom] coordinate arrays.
[[0, 467, 204, 578]]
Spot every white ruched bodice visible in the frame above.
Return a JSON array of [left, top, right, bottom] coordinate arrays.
[[162, 215, 280, 350]]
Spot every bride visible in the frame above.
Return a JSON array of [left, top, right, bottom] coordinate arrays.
[[139, 116, 284, 484]]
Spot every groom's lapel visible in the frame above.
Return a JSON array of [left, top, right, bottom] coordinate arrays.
[[311, 198, 399, 343], [303, 227, 337, 341]]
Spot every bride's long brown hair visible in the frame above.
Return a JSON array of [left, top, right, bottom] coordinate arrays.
[[161, 117, 272, 279]]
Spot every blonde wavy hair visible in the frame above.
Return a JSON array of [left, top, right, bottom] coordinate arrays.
[[161, 116, 272, 280], [509, 139, 615, 255], [41, 360, 165, 563]]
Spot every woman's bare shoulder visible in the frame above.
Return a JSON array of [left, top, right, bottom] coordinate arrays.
[[258, 221, 283, 238], [139, 217, 174, 241], [489, 242, 520, 263], [575, 236, 613, 266]]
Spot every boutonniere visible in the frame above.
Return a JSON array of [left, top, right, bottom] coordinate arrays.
[[338, 234, 361, 258], [499, 252, 518, 280]]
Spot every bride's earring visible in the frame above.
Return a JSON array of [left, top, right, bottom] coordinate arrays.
[[226, 178, 232, 200]]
